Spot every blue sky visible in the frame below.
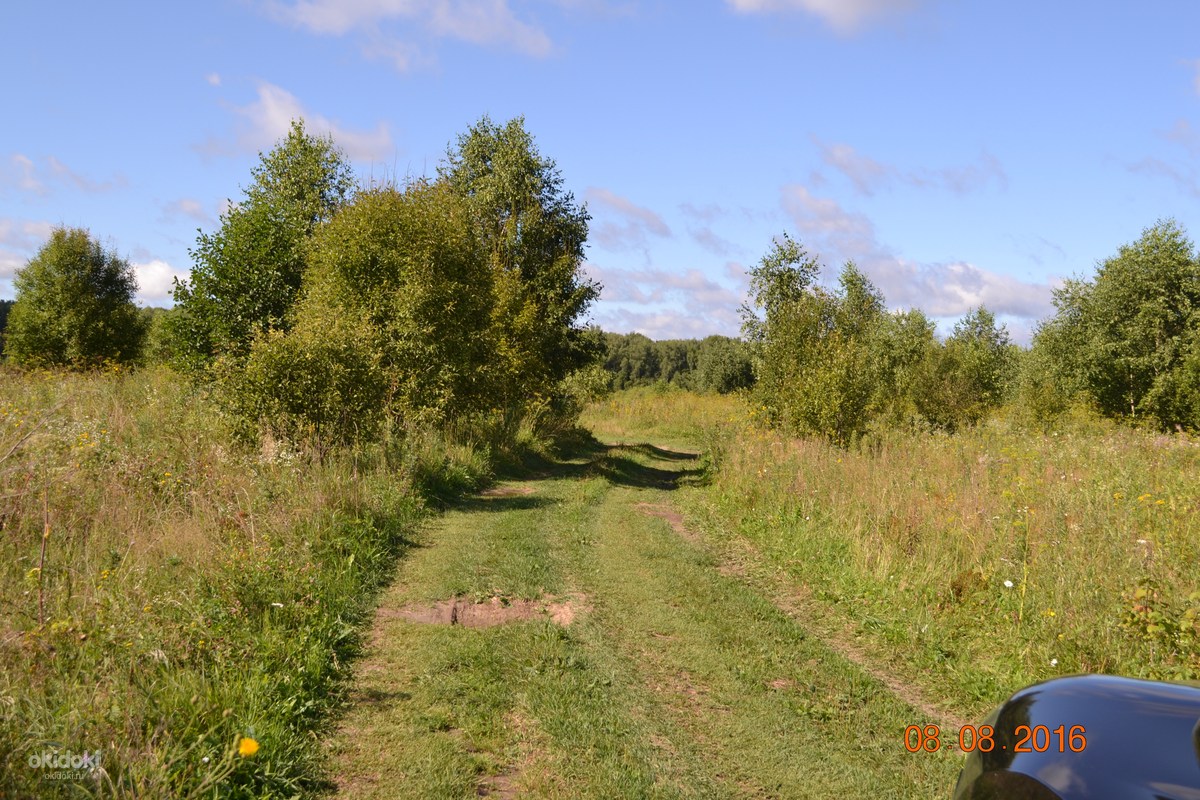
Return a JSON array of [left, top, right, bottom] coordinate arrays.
[[2, 1, 1198, 342]]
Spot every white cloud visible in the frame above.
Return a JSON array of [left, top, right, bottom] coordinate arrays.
[[46, 156, 125, 193], [1164, 119, 1200, 156], [780, 185, 1054, 323], [585, 261, 745, 338], [267, 0, 553, 66], [200, 81, 394, 161], [162, 198, 214, 224], [132, 260, 189, 305], [1129, 156, 1200, 200], [206, 72, 222, 86], [0, 218, 55, 282], [585, 187, 671, 253], [726, 0, 923, 33], [8, 154, 44, 194], [690, 226, 740, 257], [813, 138, 1007, 196]]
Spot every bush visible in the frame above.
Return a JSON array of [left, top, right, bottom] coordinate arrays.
[[5, 226, 146, 367]]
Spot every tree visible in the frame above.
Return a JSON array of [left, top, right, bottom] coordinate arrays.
[[1034, 219, 1200, 427], [5, 226, 146, 367], [440, 116, 599, 409], [170, 119, 354, 365]]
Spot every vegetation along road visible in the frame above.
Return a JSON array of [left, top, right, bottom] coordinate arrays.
[[328, 415, 962, 798]]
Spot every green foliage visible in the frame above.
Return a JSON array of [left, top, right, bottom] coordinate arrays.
[[910, 307, 1017, 431], [226, 319, 387, 450], [440, 116, 599, 407], [5, 226, 146, 367], [1034, 218, 1200, 428], [171, 120, 353, 365], [692, 335, 754, 394], [302, 180, 495, 421], [0, 299, 13, 355], [743, 235, 1016, 442], [232, 180, 495, 446], [600, 332, 752, 394]]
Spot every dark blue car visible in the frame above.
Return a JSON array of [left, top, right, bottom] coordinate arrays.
[[953, 675, 1200, 799]]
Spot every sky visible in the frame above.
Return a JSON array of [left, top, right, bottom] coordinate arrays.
[[2, 1, 1199, 343]]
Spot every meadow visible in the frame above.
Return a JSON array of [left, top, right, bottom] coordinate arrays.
[[0, 366, 490, 798], [584, 387, 1200, 722], [3, 370, 1198, 797]]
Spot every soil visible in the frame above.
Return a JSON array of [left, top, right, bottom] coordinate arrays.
[[378, 594, 588, 629]]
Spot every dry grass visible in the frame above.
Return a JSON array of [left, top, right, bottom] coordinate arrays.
[[594, 389, 1200, 715]]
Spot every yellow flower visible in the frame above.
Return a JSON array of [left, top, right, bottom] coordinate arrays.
[[1137, 493, 1152, 502], [1155, 499, 1166, 505], [1113, 492, 1124, 500], [238, 737, 259, 757]]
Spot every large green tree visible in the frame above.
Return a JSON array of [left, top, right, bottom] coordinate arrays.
[[170, 119, 354, 366], [1034, 218, 1200, 427], [5, 226, 146, 367], [439, 116, 599, 408]]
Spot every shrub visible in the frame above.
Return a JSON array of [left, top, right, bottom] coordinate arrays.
[[5, 226, 146, 367]]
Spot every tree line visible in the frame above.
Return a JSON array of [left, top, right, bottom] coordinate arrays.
[[3, 122, 1198, 444], [2, 117, 600, 448], [741, 219, 1200, 443]]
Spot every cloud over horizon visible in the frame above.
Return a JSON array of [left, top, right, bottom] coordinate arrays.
[[780, 184, 1054, 323], [585, 260, 745, 339], [813, 138, 1007, 196], [198, 81, 394, 162], [586, 187, 672, 255], [266, 0, 553, 69], [726, 0, 925, 33]]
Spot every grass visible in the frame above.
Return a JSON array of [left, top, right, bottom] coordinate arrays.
[[8, 371, 1196, 797], [331, 435, 960, 798], [593, 388, 1200, 725], [0, 365, 490, 798]]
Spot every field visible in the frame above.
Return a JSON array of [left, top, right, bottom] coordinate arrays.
[[2, 373, 1199, 798]]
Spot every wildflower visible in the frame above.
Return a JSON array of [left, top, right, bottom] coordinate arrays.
[[1050, 658, 1058, 667], [1003, 580, 1014, 588], [270, 602, 284, 608], [1138, 493, 1152, 502], [238, 737, 259, 757], [202, 756, 210, 764], [1113, 492, 1124, 500], [1155, 499, 1166, 506]]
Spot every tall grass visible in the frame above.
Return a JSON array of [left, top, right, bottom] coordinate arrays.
[[596, 390, 1200, 715], [0, 366, 490, 798]]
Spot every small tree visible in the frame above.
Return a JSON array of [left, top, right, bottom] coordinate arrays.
[[6, 226, 146, 367], [440, 116, 599, 411], [1036, 219, 1200, 426], [171, 119, 354, 365]]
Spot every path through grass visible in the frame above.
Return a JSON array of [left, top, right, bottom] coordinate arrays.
[[329, 435, 962, 798]]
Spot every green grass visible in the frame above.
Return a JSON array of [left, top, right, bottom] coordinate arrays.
[[330, 438, 960, 797], [0, 366, 489, 798], [597, 389, 1200, 725]]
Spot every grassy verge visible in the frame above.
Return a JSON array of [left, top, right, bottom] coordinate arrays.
[[588, 389, 1200, 725], [331, 436, 960, 797], [0, 366, 490, 798]]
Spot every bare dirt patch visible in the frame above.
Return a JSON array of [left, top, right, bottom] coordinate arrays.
[[635, 502, 701, 544], [478, 486, 535, 498], [379, 594, 589, 629]]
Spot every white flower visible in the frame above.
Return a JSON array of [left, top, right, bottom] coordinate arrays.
[[202, 756, 210, 764], [1003, 580, 1014, 588], [1050, 658, 1058, 667], [271, 602, 284, 608]]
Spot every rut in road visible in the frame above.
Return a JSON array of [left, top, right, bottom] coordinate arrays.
[[327, 439, 962, 798]]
